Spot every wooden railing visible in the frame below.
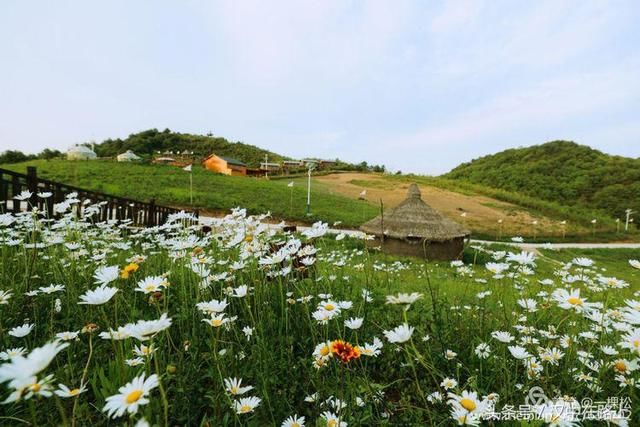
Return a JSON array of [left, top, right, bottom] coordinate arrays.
[[0, 166, 197, 226]]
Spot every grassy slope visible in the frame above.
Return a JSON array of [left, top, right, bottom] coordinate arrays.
[[390, 175, 617, 228], [444, 140, 640, 220], [4, 160, 637, 241], [335, 173, 639, 242], [2, 160, 378, 228]]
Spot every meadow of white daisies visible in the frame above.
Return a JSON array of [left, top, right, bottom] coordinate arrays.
[[0, 193, 639, 426]]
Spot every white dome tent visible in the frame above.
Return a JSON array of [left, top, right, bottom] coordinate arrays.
[[117, 150, 142, 162], [67, 144, 97, 160]]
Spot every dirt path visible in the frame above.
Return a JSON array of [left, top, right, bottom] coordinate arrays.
[[315, 173, 562, 237]]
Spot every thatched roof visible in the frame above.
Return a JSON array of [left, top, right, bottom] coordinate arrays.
[[360, 184, 470, 241]]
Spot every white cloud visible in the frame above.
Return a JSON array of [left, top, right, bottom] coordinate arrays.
[[430, 0, 483, 33], [372, 59, 640, 172], [0, 0, 638, 174]]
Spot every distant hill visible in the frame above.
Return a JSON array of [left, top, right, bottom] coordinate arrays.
[[93, 128, 287, 168], [445, 141, 640, 219], [86, 128, 384, 172]]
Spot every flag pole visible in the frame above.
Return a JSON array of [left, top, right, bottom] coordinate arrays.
[[183, 164, 193, 206], [289, 183, 294, 215], [306, 164, 314, 215]]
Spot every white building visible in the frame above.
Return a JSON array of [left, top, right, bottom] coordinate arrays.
[[117, 150, 142, 162], [67, 144, 97, 160]]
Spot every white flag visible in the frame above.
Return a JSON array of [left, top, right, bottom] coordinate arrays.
[[183, 164, 192, 172], [287, 181, 294, 188]]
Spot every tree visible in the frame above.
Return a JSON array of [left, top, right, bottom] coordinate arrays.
[[0, 150, 35, 164], [38, 148, 62, 160]]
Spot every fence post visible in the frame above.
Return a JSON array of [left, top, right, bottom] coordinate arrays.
[[11, 175, 20, 213], [0, 171, 6, 213], [148, 198, 156, 226], [26, 167, 38, 211]]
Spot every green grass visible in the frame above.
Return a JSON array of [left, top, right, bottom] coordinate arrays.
[[2, 160, 379, 228], [4, 160, 639, 242], [1, 210, 639, 425]]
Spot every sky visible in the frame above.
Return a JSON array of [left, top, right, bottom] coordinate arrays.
[[1, 1, 639, 174]]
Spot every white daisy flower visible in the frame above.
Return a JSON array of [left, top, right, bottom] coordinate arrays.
[[8, 323, 34, 338], [383, 324, 414, 344], [78, 285, 118, 305], [234, 396, 261, 414], [103, 373, 159, 418]]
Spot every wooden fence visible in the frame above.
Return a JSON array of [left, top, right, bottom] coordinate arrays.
[[0, 166, 197, 226]]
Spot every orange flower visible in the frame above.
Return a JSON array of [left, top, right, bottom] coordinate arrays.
[[330, 340, 361, 363], [120, 263, 139, 279]]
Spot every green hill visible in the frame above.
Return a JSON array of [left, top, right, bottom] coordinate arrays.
[[445, 141, 640, 220], [93, 128, 287, 168]]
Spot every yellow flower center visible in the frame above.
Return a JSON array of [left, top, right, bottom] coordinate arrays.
[[145, 284, 155, 292], [460, 398, 477, 412], [324, 304, 334, 311], [320, 346, 330, 357], [328, 420, 338, 427], [292, 423, 300, 427], [633, 340, 640, 348], [126, 389, 143, 404], [211, 319, 223, 327], [230, 386, 239, 394], [245, 235, 253, 242], [614, 361, 627, 372], [567, 296, 583, 306], [240, 404, 251, 413], [30, 383, 41, 392], [70, 388, 80, 396]]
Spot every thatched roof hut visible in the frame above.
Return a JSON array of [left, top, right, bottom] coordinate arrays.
[[360, 184, 470, 260]]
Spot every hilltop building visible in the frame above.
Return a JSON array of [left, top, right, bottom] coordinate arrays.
[[302, 159, 336, 169], [203, 154, 247, 176], [360, 184, 470, 260], [152, 151, 194, 167], [282, 160, 304, 169], [154, 157, 176, 164], [117, 150, 142, 162], [67, 144, 97, 161], [260, 162, 281, 172]]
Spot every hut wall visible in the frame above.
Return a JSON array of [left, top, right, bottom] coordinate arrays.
[[365, 236, 465, 260], [203, 156, 231, 175], [229, 164, 247, 176]]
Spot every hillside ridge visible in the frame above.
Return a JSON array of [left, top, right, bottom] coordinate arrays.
[[92, 128, 288, 168], [444, 140, 640, 219]]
